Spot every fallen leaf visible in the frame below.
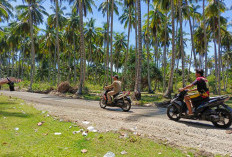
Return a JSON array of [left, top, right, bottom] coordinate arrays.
[[43, 133, 48, 136], [2, 142, 7, 145], [81, 149, 88, 153]]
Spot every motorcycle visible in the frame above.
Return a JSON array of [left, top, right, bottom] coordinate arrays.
[[167, 90, 232, 128], [99, 89, 132, 112]]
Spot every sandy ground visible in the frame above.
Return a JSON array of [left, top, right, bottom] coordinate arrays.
[[1, 91, 232, 156]]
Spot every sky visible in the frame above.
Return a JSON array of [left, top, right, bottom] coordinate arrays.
[[1, 0, 232, 59]]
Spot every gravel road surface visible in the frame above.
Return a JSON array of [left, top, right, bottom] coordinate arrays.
[[1, 91, 232, 156]]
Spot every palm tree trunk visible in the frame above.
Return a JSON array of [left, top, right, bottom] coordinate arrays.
[[203, 0, 208, 76], [179, 0, 185, 87], [122, 7, 131, 90], [134, 0, 138, 92], [175, 59, 179, 90], [146, 0, 152, 93], [53, 46, 57, 85], [21, 46, 25, 79], [73, 34, 77, 83], [28, 1, 36, 91], [77, 0, 85, 95], [164, 0, 176, 98], [110, 0, 114, 83], [136, 0, 142, 94], [11, 51, 14, 76], [225, 64, 228, 89], [163, 13, 167, 93], [18, 52, 21, 79], [48, 47, 51, 83], [106, 0, 110, 85], [187, 50, 193, 82], [213, 19, 218, 94], [68, 51, 71, 82], [217, 5, 221, 95], [55, 0, 60, 84]]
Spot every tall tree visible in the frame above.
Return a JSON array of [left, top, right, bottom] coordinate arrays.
[[135, 0, 142, 95], [179, 0, 185, 87], [16, 0, 48, 90], [164, 0, 175, 98], [77, 0, 85, 95], [145, 0, 153, 93]]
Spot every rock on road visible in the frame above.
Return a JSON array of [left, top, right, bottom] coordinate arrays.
[[1, 91, 232, 156]]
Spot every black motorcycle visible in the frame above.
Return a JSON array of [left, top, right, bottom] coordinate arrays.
[[167, 90, 232, 128], [99, 89, 132, 112]]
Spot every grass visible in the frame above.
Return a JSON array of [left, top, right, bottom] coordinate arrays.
[[0, 95, 199, 157]]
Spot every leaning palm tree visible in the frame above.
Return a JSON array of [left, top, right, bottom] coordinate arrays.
[[16, 0, 48, 90]]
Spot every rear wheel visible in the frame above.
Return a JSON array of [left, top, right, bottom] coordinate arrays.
[[212, 109, 232, 128], [99, 98, 107, 109], [167, 105, 181, 121], [121, 100, 131, 112]]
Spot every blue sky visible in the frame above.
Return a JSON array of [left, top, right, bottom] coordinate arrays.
[[2, 0, 232, 59]]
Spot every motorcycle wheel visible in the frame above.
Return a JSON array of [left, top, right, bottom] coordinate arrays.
[[167, 105, 181, 121], [121, 100, 131, 112], [212, 109, 232, 128], [99, 98, 107, 109]]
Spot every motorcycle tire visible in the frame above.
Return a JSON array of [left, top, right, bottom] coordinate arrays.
[[121, 100, 131, 112], [212, 109, 232, 128], [99, 98, 107, 109], [167, 104, 181, 121]]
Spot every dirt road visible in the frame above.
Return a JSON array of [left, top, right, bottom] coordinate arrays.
[[1, 91, 232, 155]]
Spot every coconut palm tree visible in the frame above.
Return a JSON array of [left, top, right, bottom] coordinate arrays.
[[77, 0, 85, 95], [164, 0, 175, 98], [135, 0, 142, 95], [16, 0, 48, 90], [119, 4, 135, 89], [66, 12, 79, 83], [205, 0, 226, 94], [113, 32, 127, 73]]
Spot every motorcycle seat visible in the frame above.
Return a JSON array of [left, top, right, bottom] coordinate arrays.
[[113, 92, 123, 98]]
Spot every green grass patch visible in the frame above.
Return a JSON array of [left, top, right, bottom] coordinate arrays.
[[0, 95, 196, 156]]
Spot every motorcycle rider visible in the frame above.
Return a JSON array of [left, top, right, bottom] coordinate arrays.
[[104, 75, 122, 104], [179, 69, 209, 115]]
